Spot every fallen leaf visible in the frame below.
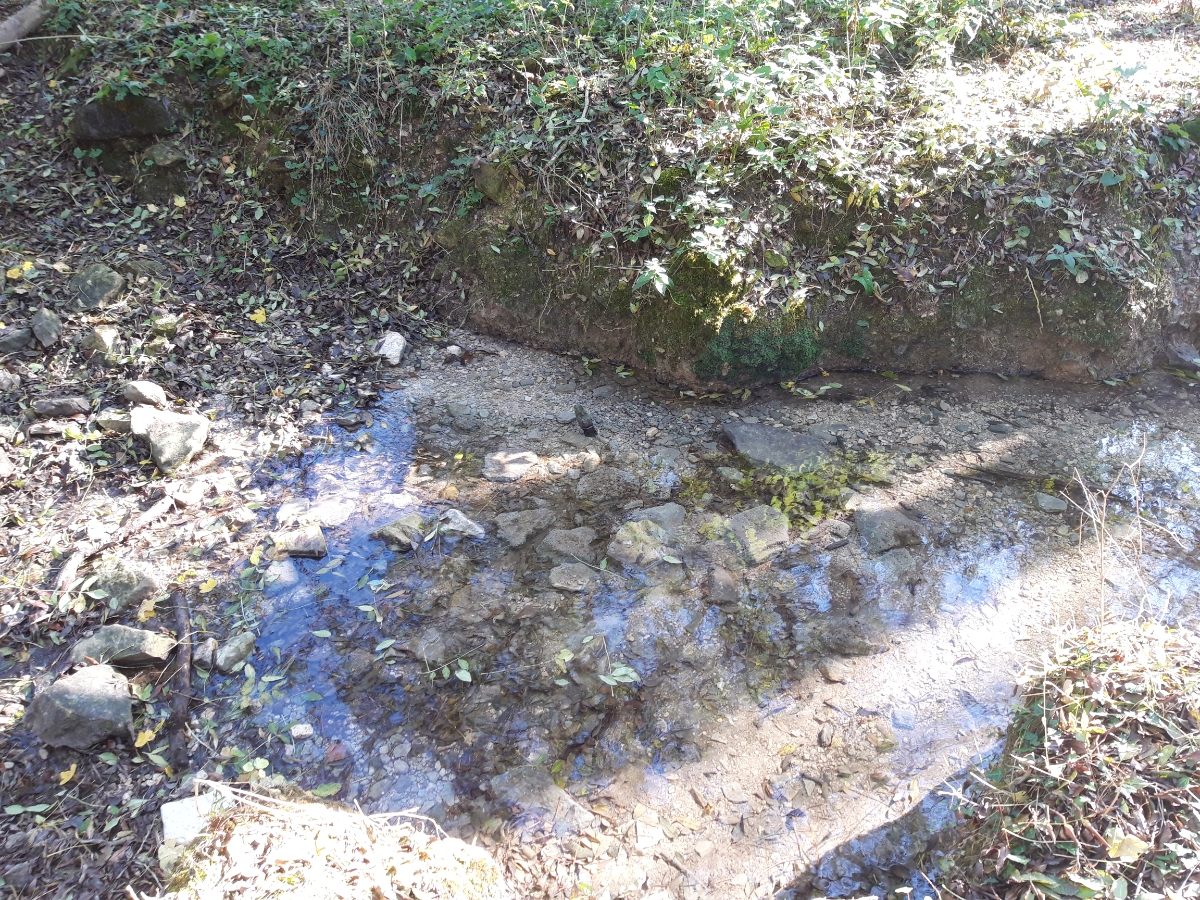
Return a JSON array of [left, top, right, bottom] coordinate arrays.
[[198, 578, 218, 594], [135, 729, 157, 748], [58, 763, 77, 785], [248, 309, 267, 325], [311, 783, 341, 798]]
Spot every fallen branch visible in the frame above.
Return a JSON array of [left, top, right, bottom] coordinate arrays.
[[167, 589, 193, 771], [50, 494, 176, 599], [0, 0, 50, 52]]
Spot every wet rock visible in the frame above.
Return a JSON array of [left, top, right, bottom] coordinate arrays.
[[24, 665, 133, 750], [821, 626, 886, 657], [69, 263, 124, 310], [91, 558, 164, 612], [0, 325, 32, 354], [215, 632, 257, 673], [193, 637, 218, 671], [549, 563, 595, 592], [628, 502, 686, 537], [0, 369, 18, 392], [608, 518, 672, 567], [71, 625, 176, 667], [539, 527, 597, 563], [555, 408, 577, 424], [723, 422, 830, 474], [874, 548, 918, 586], [31, 307, 63, 347], [81, 324, 121, 356], [489, 766, 594, 837], [853, 502, 924, 555], [123, 380, 168, 408], [730, 504, 790, 564], [290, 723, 314, 740], [1035, 492, 1068, 513], [482, 450, 538, 483], [371, 512, 426, 549], [271, 524, 327, 558], [71, 96, 176, 140], [95, 408, 132, 434], [439, 509, 486, 539], [372, 331, 407, 365], [32, 396, 89, 418], [130, 406, 209, 473], [574, 405, 597, 436], [445, 400, 483, 431], [576, 467, 638, 504], [988, 423, 1013, 434], [709, 566, 739, 603], [494, 507, 556, 547]]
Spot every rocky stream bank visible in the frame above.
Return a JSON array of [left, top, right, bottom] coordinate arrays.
[[4, 325, 1200, 899]]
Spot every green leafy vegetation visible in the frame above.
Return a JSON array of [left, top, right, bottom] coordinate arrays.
[[33, 0, 1199, 379]]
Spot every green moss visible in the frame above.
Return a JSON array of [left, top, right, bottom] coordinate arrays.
[[695, 310, 819, 381], [837, 332, 865, 359]]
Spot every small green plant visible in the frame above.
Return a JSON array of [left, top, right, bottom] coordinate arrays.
[[782, 381, 842, 399]]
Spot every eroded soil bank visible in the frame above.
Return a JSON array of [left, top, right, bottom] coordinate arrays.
[[4, 332, 1199, 899]]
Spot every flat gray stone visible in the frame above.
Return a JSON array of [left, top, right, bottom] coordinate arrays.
[[31, 307, 63, 347], [548, 563, 595, 593], [32, 396, 89, 418], [271, 524, 327, 558], [709, 567, 739, 604], [123, 380, 168, 408], [95, 409, 132, 434], [193, 637, 218, 671], [91, 557, 163, 612], [482, 450, 538, 483], [24, 665, 133, 750], [853, 502, 925, 555], [729, 504, 790, 564], [874, 548, 919, 585], [0, 326, 32, 354], [1035, 492, 1068, 513], [70, 263, 125, 310], [371, 513, 426, 549], [539, 527, 597, 563], [723, 422, 830, 473], [494, 508, 556, 547], [215, 632, 257, 674], [71, 625, 176, 667], [575, 467, 639, 504], [130, 406, 209, 473]]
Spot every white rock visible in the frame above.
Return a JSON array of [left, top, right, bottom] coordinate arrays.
[[123, 380, 168, 408], [439, 509, 486, 538], [373, 331, 407, 366], [290, 723, 314, 740]]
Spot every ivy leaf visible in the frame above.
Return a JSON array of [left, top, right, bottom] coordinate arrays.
[[311, 783, 341, 798], [1100, 171, 1126, 187]]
